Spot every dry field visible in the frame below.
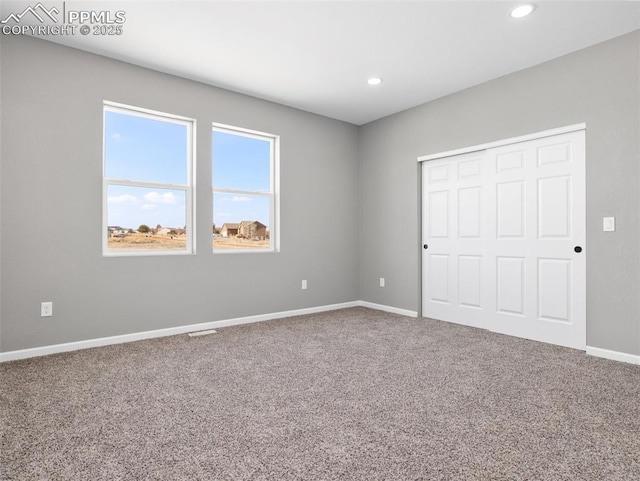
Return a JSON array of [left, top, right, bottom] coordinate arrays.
[[108, 233, 186, 250], [108, 233, 269, 250], [213, 237, 270, 249]]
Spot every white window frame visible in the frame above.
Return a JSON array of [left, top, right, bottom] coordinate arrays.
[[102, 101, 196, 256], [212, 123, 280, 254]]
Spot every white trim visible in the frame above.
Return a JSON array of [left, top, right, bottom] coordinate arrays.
[[210, 247, 277, 255], [0, 301, 422, 362], [211, 122, 276, 140], [357, 301, 419, 318], [104, 101, 194, 124], [273, 134, 281, 252], [214, 188, 272, 197], [586, 346, 640, 365], [11, 302, 638, 365], [0, 302, 356, 362], [189, 119, 197, 254], [417, 123, 586, 162], [104, 179, 189, 191]]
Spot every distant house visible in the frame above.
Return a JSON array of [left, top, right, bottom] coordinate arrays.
[[157, 227, 184, 236], [108, 226, 128, 238], [221, 223, 239, 237], [238, 221, 267, 240]]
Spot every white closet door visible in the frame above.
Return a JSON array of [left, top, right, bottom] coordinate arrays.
[[422, 130, 586, 350], [421, 151, 490, 330]]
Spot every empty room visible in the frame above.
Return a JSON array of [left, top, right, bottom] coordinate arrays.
[[1, 1, 639, 480]]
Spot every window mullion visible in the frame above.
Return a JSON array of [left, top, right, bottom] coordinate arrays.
[[212, 187, 270, 197], [107, 178, 188, 191]]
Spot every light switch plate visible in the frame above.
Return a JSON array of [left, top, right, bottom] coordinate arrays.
[[603, 217, 615, 232], [41, 301, 53, 317]]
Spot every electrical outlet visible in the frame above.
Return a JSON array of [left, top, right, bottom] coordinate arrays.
[[603, 216, 615, 232], [301, 280, 307, 290], [379, 277, 385, 287], [41, 302, 53, 317]]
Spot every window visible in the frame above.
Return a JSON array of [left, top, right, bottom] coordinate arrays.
[[212, 124, 279, 252], [103, 102, 195, 255]]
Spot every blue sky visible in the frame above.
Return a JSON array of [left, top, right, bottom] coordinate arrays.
[[105, 110, 271, 230], [212, 130, 270, 192], [212, 130, 271, 228], [105, 111, 187, 185]]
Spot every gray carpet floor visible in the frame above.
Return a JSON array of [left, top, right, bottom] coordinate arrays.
[[1, 307, 639, 480]]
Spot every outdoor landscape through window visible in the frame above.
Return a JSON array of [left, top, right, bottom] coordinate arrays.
[[212, 125, 277, 252], [104, 103, 193, 254]]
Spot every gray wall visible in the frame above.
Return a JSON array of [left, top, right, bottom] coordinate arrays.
[[359, 30, 640, 356], [0, 35, 360, 352]]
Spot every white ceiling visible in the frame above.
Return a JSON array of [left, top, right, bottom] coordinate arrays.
[[3, 1, 640, 125]]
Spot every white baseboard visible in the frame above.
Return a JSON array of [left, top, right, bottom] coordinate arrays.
[[586, 346, 640, 365], [0, 301, 357, 362], [0, 300, 417, 363], [5, 304, 637, 366], [6, 303, 638, 366], [357, 301, 418, 318]]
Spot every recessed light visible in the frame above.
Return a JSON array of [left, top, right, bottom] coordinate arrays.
[[367, 77, 383, 86], [510, 4, 536, 18]]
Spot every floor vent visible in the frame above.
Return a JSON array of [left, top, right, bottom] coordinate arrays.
[[188, 329, 218, 337]]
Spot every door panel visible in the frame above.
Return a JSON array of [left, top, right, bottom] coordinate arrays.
[[458, 255, 482, 308], [496, 257, 526, 316], [538, 176, 571, 238], [538, 259, 571, 322], [458, 158, 481, 178], [497, 181, 525, 238], [428, 191, 449, 238], [496, 150, 525, 171], [537, 141, 571, 166], [428, 254, 450, 304], [458, 187, 481, 238]]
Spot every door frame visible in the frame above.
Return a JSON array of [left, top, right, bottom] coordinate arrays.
[[418, 123, 586, 164]]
